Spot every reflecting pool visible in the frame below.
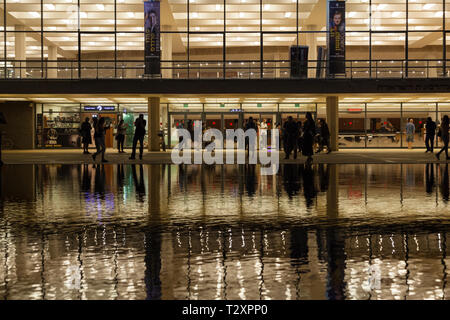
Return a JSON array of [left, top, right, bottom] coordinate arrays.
[[0, 163, 450, 300]]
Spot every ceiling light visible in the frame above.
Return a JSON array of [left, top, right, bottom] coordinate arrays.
[[30, 12, 40, 18], [216, 4, 221, 10], [391, 11, 400, 18], [239, 12, 244, 18], [423, 3, 434, 10], [285, 12, 292, 18], [378, 4, 387, 10], [348, 12, 356, 18], [435, 11, 443, 17], [264, 4, 270, 10], [127, 12, 135, 18], [192, 12, 198, 18], [96, 4, 105, 10], [45, 4, 55, 10], [80, 12, 87, 18]]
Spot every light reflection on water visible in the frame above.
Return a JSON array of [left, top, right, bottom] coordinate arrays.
[[0, 163, 449, 300]]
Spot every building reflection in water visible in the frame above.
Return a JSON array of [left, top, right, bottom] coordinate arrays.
[[0, 163, 450, 299]]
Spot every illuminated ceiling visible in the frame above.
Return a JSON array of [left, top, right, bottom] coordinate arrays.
[[2, 93, 450, 105], [0, 0, 448, 58]]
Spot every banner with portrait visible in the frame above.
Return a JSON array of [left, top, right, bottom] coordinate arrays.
[[327, 1, 345, 75], [144, 0, 161, 75]]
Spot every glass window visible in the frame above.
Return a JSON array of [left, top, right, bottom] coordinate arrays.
[[80, 0, 115, 32]]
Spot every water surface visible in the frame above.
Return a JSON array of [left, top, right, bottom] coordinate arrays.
[[0, 163, 449, 300]]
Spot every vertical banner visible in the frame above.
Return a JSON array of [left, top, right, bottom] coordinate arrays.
[[290, 46, 309, 78], [144, 0, 161, 75], [327, 1, 345, 75]]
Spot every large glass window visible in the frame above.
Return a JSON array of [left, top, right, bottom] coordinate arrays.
[[1, 0, 449, 79]]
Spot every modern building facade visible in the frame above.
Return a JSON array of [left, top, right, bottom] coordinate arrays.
[[1, 0, 450, 149]]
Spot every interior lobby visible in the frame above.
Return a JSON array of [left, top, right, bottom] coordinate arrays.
[[1, 0, 450, 150]]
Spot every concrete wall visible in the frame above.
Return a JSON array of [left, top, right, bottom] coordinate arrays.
[[0, 101, 35, 149]]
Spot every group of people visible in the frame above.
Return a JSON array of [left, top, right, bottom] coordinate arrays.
[[419, 116, 450, 160], [78, 114, 147, 163], [242, 112, 331, 162], [280, 112, 331, 161]]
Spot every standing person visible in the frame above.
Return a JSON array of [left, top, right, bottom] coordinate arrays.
[[79, 117, 92, 154], [245, 117, 257, 153], [92, 117, 110, 163], [260, 119, 268, 150], [425, 117, 437, 153], [302, 112, 316, 163], [115, 119, 127, 153], [283, 116, 299, 159], [129, 114, 147, 160], [296, 120, 303, 156], [406, 118, 415, 149], [436, 115, 450, 160], [318, 118, 331, 154]]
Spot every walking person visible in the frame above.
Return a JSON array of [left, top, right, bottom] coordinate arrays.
[[129, 114, 147, 160], [424, 117, 437, 153], [79, 117, 92, 154], [406, 118, 415, 149], [302, 112, 316, 163], [436, 115, 450, 161], [92, 117, 110, 163], [115, 119, 127, 153], [318, 118, 331, 154]]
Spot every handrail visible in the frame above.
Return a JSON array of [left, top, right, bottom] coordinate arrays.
[[0, 58, 448, 80]]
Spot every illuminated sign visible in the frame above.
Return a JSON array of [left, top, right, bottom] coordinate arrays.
[[230, 108, 243, 112], [347, 108, 362, 112], [84, 106, 116, 111]]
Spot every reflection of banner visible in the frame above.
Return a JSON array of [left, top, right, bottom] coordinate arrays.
[[327, 1, 345, 75], [144, 0, 160, 75]]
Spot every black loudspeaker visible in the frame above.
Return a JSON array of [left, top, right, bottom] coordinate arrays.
[[290, 46, 309, 79]]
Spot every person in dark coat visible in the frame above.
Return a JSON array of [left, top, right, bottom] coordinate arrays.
[[425, 117, 437, 153], [318, 118, 331, 154], [436, 115, 450, 160], [283, 116, 299, 159], [302, 112, 316, 162], [129, 114, 147, 160], [245, 117, 257, 153], [80, 117, 92, 154]]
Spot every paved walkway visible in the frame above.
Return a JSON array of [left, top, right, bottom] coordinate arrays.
[[1, 148, 449, 165]]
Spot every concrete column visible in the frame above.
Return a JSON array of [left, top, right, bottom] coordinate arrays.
[[148, 97, 161, 151], [14, 25, 26, 79], [305, 25, 317, 78], [326, 96, 339, 151], [161, 26, 173, 79], [47, 45, 58, 79]]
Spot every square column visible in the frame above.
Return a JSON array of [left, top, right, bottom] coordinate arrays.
[[148, 97, 161, 151], [161, 26, 173, 79], [326, 96, 339, 151], [47, 46, 58, 78], [14, 25, 26, 79]]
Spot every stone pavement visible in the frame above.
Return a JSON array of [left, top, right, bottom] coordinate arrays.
[[1, 148, 449, 165]]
